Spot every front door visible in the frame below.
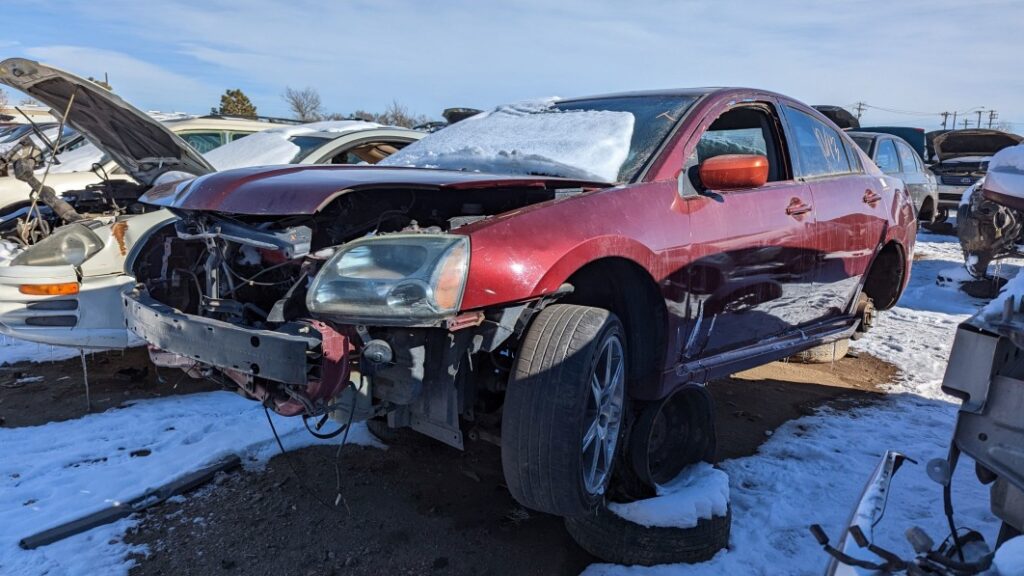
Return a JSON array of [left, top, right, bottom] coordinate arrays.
[[678, 103, 820, 361]]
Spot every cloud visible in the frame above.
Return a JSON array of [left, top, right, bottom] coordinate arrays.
[[21, 45, 219, 113], [7, 1, 1024, 128]]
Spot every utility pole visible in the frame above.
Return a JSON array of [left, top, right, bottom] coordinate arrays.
[[951, 111, 958, 130], [962, 118, 970, 129], [940, 111, 951, 129], [853, 102, 867, 120], [989, 110, 999, 129], [976, 109, 984, 129]]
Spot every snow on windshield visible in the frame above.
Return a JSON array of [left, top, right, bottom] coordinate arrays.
[[989, 143, 1024, 172], [379, 99, 635, 182], [203, 120, 381, 170], [978, 144, 1024, 203]]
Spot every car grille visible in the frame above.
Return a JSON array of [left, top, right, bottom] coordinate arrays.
[[941, 174, 979, 186]]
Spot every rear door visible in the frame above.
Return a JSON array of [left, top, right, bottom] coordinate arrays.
[[681, 101, 819, 359], [894, 139, 930, 216], [782, 105, 888, 318]]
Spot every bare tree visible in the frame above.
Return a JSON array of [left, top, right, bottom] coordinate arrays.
[[347, 101, 429, 128], [283, 86, 323, 122]]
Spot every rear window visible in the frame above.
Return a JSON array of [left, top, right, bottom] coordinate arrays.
[[851, 136, 873, 155], [875, 139, 900, 174], [896, 141, 920, 174], [784, 107, 852, 178]]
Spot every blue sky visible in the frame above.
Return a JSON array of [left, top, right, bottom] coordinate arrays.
[[3, 0, 1022, 131]]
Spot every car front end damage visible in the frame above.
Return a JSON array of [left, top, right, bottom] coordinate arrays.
[[122, 171, 591, 448]]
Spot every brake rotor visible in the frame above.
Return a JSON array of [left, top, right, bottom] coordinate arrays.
[[629, 384, 717, 487]]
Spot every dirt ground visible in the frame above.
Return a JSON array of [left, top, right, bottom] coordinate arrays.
[[0, 347, 219, 428], [0, 348, 895, 575]]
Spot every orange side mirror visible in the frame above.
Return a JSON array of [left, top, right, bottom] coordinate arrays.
[[698, 154, 769, 191]]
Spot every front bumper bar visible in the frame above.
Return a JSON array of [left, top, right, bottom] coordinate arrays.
[[123, 290, 319, 384]]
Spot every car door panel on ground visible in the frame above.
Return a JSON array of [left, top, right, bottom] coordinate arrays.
[[677, 102, 819, 361], [783, 105, 888, 318]]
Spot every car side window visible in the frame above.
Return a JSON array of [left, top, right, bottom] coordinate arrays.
[[686, 104, 789, 186], [783, 107, 851, 178], [180, 132, 225, 154], [895, 142, 919, 174], [229, 132, 251, 142], [874, 139, 900, 174]]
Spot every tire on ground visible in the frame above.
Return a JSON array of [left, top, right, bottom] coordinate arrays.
[[565, 504, 731, 565], [502, 304, 627, 517], [788, 338, 850, 364], [366, 417, 400, 443]]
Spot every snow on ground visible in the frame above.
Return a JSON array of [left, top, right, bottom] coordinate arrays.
[[609, 463, 730, 529], [585, 232, 1016, 575], [996, 537, 1024, 576], [380, 99, 634, 182], [0, 392, 378, 575]]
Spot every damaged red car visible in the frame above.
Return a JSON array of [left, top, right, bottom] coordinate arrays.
[[123, 88, 916, 520]]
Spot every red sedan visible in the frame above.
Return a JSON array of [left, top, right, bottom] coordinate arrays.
[[124, 88, 915, 533]]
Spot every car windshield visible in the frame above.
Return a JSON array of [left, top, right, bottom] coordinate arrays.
[[380, 95, 698, 183], [851, 136, 874, 155]]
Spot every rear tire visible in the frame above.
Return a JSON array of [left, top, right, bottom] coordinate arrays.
[[502, 304, 627, 517], [565, 504, 731, 565], [789, 339, 850, 364]]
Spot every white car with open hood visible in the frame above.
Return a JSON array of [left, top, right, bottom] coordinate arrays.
[[0, 61, 422, 347]]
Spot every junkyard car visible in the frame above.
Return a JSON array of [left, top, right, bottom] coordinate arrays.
[[122, 89, 916, 520], [0, 58, 283, 242], [818, 268, 1024, 575], [929, 129, 1023, 224], [0, 120, 423, 348], [956, 144, 1024, 278], [0, 115, 278, 232], [849, 131, 939, 223]]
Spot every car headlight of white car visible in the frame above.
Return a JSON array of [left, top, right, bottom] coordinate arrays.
[[306, 234, 469, 325], [10, 222, 104, 267]]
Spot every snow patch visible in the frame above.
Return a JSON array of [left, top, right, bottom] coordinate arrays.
[[380, 99, 634, 182], [996, 536, 1024, 576], [0, 391, 378, 575], [608, 463, 729, 529]]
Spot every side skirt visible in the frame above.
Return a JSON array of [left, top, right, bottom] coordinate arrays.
[[674, 316, 859, 384]]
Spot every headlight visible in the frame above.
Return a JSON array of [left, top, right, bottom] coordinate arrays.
[[11, 223, 103, 267], [307, 234, 469, 325]]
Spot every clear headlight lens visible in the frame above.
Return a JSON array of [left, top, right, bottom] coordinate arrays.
[[307, 234, 470, 325], [11, 223, 104, 267]]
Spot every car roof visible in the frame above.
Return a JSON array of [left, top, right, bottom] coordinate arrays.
[[162, 117, 287, 132]]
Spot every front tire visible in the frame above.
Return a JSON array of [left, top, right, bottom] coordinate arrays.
[[502, 304, 627, 517]]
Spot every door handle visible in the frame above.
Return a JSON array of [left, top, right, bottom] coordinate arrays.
[[863, 189, 882, 207], [785, 198, 812, 217]]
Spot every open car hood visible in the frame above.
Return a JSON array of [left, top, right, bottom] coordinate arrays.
[[0, 58, 215, 185], [141, 164, 610, 215], [933, 129, 1023, 162]]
